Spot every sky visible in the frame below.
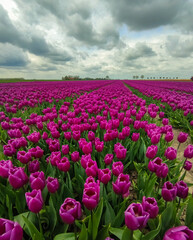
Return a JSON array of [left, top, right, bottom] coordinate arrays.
[[0, 0, 193, 80]]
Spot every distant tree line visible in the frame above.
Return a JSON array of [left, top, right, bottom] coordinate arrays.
[[62, 75, 110, 81]]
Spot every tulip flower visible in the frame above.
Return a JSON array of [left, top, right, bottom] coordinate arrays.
[[57, 157, 70, 172], [165, 147, 177, 160], [175, 180, 188, 199], [8, 167, 28, 189], [62, 144, 70, 155], [112, 161, 124, 176], [146, 145, 158, 159], [104, 154, 114, 165], [0, 160, 13, 178], [98, 168, 111, 184], [17, 151, 32, 164], [71, 151, 80, 162], [28, 159, 40, 173], [112, 173, 131, 197], [59, 198, 82, 224], [85, 159, 98, 177], [177, 132, 188, 143], [29, 171, 46, 190], [162, 181, 177, 202], [184, 160, 192, 171], [142, 196, 159, 219], [25, 189, 43, 213], [0, 218, 23, 240], [46, 177, 59, 193], [184, 145, 193, 159], [125, 203, 149, 230], [163, 226, 193, 240], [132, 133, 140, 141], [82, 186, 100, 210]]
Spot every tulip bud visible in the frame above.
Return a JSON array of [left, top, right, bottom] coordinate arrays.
[[0, 218, 23, 240], [125, 203, 149, 230], [59, 198, 82, 224], [163, 226, 193, 240], [46, 177, 59, 193], [175, 180, 188, 199], [25, 189, 43, 213], [162, 181, 177, 202], [142, 196, 159, 219]]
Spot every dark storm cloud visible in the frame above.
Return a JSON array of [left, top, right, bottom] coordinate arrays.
[[0, 5, 72, 63], [125, 43, 156, 60], [0, 43, 29, 67], [105, 0, 187, 31], [166, 36, 193, 58], [66, 14, 120, 49]]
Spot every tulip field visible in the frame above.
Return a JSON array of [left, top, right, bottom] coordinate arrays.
[[0, 79, 193, 240]]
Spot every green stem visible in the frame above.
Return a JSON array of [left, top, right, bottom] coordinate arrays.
[[37, 213, 43, 235], [74, 223, 78, 240], [91, 210, 94, 240]]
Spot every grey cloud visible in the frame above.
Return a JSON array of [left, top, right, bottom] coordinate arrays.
[[125, 43, 156, 60], [0, 5, 72, 63], [106, 0, 186, 31], [0, 43, 29, 67], [166, 36, 193, 57]]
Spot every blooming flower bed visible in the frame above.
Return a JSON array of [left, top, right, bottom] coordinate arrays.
[[0, 80, 193, 240]]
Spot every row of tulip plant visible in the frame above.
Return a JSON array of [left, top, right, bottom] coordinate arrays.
[[124, 80, 193, 142], [0, 80, 193, 240]]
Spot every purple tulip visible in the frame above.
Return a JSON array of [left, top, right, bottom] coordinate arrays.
[[28, 146, 44, 159], [82, 142, 93, 155], [151, 134, 161, 145], [0, 160, 13, 178], [175, 181, 188, 199], [159, 112, 165, 118], [142, 196, 159, 219], [88, 131, 95, 141], [162, 118, 169, 125], [112, 161, 124, 176], [177, 132, 188, 143], [85, 159, 98, 177], [112, 173, 131, 197], [82, 186, 100, 210], [184, 145, 193, 159], [8, 167, 28, 189], [165, 147, 177, 160], [98, 168, 111, 184], [165, 132, 174, 142], [132, 133, 140, 141], [46, 177, 59, 193], [0, 218, 23, 240], [162, 181, 177, 202], [29, 171, 46, 190], [71, 151, 80, 162], [125, 203, 149, 230], [104, 154, 113, 165], [95, 141, 104, 152], [163, 226, 193, 240], [84, 176, 100, 190], [59, 198, 82, 224], [57, 157, 70, 172], [146, 145, 158, 159], [184, 160, 192, 171], [115, 145, 127, 160], [62, 144, 70, 155], [155, 163, 169, 178], [27, 131, 41, 143], [25, 189, 43, 213], [17, 151, 32, 164], [28, 159, 40, 173], [3, 144, 16, 156]]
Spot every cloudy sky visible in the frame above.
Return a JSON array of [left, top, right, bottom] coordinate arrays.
[[0, 0, 193, 79]]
